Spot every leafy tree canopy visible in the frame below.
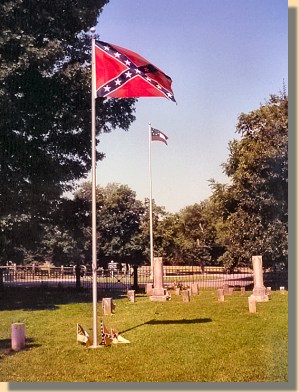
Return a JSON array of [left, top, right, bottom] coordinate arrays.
[[214, 92, 288, 269], [0, 0, 136, 215], [0, 0, 137, 263]]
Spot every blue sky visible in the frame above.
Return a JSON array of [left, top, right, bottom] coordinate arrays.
[[93, 0, 288, 213]]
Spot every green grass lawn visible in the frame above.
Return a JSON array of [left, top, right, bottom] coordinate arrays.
[[0, 287, 288, 382]]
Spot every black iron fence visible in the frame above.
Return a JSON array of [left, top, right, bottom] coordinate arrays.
[[0, 264, 287, 293]]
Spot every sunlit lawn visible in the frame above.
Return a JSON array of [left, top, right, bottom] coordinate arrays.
[[0, 286, 288, 382]]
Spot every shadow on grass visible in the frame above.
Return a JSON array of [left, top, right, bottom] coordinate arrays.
[[0, 286, 95, 311], [146, 318, 212, 325], [0, 286, 128, 311], [120, 318, 212, 334], [0, 338, 41, 360]]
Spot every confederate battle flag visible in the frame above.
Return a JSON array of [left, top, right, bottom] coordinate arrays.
[[94, 40, 176, 102]]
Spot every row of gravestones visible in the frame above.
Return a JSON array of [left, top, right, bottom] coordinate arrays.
[[101, 255, 285, 315], [101, 284, 286, 316], [10, 284, 286, 352]]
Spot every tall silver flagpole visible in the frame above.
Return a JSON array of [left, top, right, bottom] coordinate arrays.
[[90, 27, 99, 348], [148, 122, 154, 281]]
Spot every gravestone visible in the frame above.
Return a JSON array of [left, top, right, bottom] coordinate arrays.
[[175, 287, 181, 295], [240, 287, 246, 295], [127, 290, 135, 303], [248, 297, 256, 313], [102, 298, 115, 315], [217, 288, 224, 302], [149, 257, 168, 302], [191, 283, 199, 295], [250, 255, 268, 302], [11, 323, 25, 351], [182, 290, 190, 302]]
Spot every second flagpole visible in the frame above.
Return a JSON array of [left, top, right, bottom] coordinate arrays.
[[148, 122, 154, 281]]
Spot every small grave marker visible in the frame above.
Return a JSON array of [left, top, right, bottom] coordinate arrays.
[[191, 283, 199, 295], [248, 297, 256, 313], [102, 298, 115, 315], [11, 323, 26, 351], [217, 289, 224, 302], [175, 287, 181, 295], [182, 290, 190, 302], [127, 290, 135, 303]]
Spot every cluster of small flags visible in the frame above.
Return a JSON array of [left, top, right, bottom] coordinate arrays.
[[76, 322, 130, 347]]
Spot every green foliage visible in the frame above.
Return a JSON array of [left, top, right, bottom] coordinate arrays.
[[0, 0, 137, 263], [44, 182, 146, 266], [96, 183, 145, 265], [213, 93, 288, 269]]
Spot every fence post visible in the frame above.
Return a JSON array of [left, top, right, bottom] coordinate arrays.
[[75, 264, 81, 289], [0, 268, 3, 287], [132, 265, 139, 290]]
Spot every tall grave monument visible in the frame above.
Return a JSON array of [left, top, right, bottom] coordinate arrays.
[[149, 257, 168, 302], [250, 255, 269, 302]]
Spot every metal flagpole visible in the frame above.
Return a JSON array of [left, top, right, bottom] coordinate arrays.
[[90, 27, 99, 348], [148, 122, 154, 281]]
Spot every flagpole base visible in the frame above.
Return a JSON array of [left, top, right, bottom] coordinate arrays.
[[88, 344, 104, 349]]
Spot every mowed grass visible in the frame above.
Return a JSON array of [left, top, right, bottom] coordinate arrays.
[[0, 287, 288, 382]]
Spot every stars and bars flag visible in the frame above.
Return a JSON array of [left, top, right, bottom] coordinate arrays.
[[151, 128, 168, 145], [76, 324, 92, 346], [100, 320, 114, 346], [94, 40, 176, 102], [100, 321, 130, 345]]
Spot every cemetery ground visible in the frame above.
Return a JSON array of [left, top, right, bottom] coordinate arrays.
[[0, 286, 288, 382]]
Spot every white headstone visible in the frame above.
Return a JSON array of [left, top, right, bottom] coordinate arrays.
[[11, 323, 25, 351]]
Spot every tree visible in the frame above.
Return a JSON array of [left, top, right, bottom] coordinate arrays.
[[0, 1, 137, 263], [68, 182, 145, 267], [214, 92, 288, 269], [97, 183, 145, 265]]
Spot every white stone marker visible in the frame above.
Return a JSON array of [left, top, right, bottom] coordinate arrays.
[[191, 283, 199, 295], [248, 297, 256, 313], [102, 298, 115, 315], [217, 289, 224, 302], [175, 287, 181, 295], [250, 255, 268, 302], [182, 290, 190, 302], [127, 290, 135, 303], [11, 323, 25, 351]]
